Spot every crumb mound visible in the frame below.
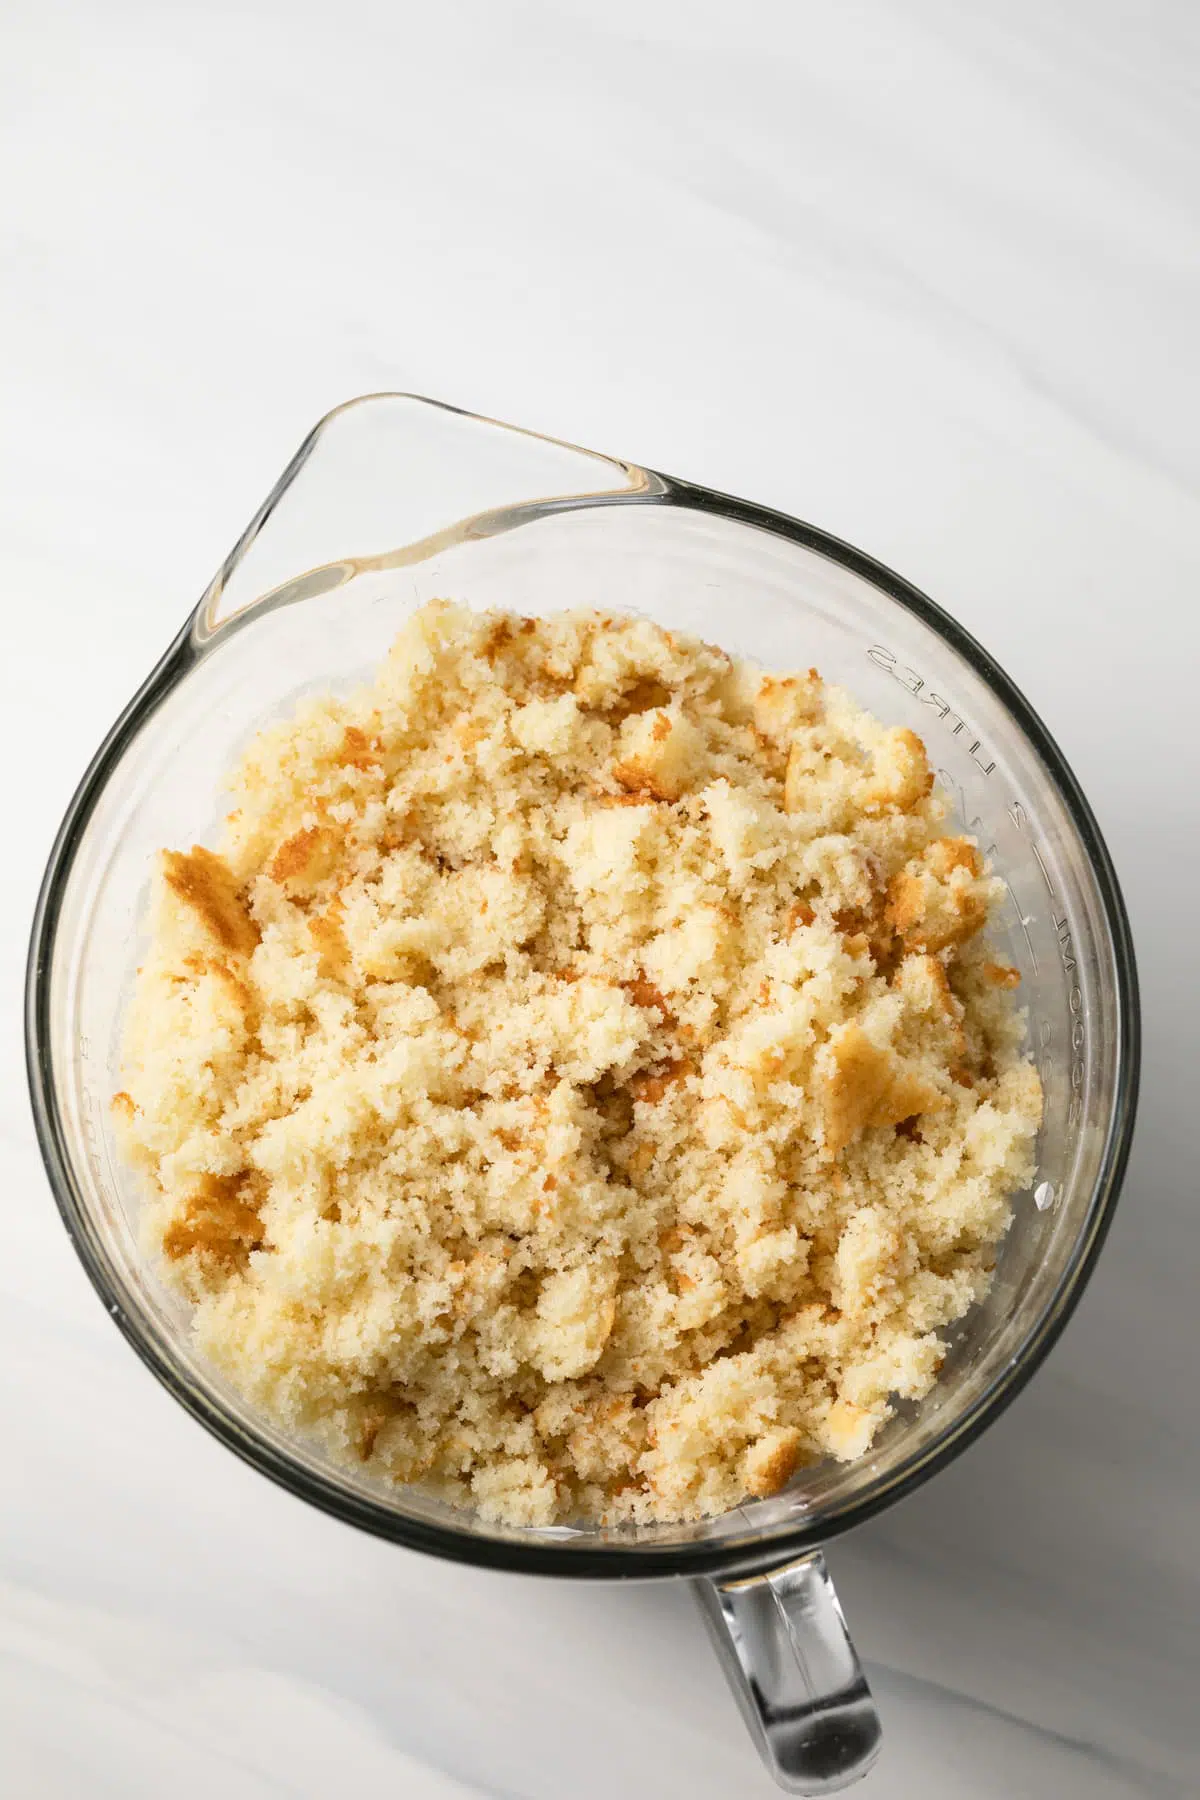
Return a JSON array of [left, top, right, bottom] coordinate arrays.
[[114, 601, 1041, 1527]]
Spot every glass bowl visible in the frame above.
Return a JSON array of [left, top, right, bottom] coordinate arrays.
[[26, 394, 1139, 1794]]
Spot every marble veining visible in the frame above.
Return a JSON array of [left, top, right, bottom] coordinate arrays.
[[3, 0, 1198, 1794]]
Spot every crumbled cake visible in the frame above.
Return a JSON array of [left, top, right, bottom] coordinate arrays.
[[113, 601, 1042, 1527]]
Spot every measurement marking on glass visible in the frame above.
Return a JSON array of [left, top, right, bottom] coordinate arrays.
[[1030, 840, 1055, 897], [867, 646, 996, 774]]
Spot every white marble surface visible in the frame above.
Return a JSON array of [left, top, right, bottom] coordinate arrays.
[[3, 2, 1198, 1795]]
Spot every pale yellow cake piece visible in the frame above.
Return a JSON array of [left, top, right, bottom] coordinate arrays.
[[113, 601, 1042, 1528]]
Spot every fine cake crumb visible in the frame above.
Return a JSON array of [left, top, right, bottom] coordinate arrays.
[[113, 601, 1042, 1528]]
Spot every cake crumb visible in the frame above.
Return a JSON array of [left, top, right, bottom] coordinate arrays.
[[114, 601, 1041, 1528], [162, 845, 259, 955]]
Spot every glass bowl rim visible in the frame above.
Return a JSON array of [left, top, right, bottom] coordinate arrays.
[[25, 392, 1140, 1580]]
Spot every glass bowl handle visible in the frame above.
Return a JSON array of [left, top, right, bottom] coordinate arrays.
[[696, 1552, 881, 1793]]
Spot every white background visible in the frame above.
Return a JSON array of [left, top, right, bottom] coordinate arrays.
[[3, 3, 1198, 1796]]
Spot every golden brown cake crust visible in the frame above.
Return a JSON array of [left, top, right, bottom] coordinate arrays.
[[114, 602, 1041, 1527]]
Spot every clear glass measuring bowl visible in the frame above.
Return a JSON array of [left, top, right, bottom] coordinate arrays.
[[26, 395, 1139, 1794]]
